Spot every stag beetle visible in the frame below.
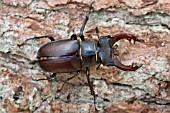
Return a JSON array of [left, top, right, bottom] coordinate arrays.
[[19, 2, 144, 110]]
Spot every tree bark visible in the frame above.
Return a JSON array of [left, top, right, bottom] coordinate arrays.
[[0, 0, 170, 112]]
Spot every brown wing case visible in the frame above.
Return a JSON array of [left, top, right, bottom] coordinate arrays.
[[38, 56, 81, 73], [37, 39, 80, 58]]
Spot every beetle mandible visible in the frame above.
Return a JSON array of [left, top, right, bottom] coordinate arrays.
[[19, 2, 144, 110]]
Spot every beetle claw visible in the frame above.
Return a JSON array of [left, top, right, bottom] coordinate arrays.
[[111, 33, 144, 46], [109, 33, 144, 71], [128, 37, 142, 44], [131, 62, 142, 69], [135, 38, 145, 43], [111, 57, 142, 71]]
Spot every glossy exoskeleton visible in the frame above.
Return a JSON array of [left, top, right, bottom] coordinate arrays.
[[19, 3, 144, 110]]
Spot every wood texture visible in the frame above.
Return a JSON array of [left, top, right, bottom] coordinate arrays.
[[0, 0, 170, 112]]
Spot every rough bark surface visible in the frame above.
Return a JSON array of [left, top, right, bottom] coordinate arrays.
[[0, 0, 170, 113]]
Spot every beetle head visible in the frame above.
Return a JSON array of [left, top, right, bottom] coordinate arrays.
[[98, 34, 143, 71]]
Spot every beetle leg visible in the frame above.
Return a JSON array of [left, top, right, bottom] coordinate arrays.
[[32, 73, 57, 81], [106, 57, 142, 71], [95, 27, 100, 39], [33, 35, 55, 41], [18, 35, 55, 47], [96, 64, 101, 70], [70, 34, 77, 40], [111, 33, 144, 45], [79, 2, 94, 41], [86, 67, 97, 110], [57, 71, 80, 92]]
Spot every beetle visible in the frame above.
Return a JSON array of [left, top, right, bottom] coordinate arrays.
[[18, 2, 144, 110]]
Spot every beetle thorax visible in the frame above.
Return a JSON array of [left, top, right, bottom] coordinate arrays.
[[80, 40, 99, 67]]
